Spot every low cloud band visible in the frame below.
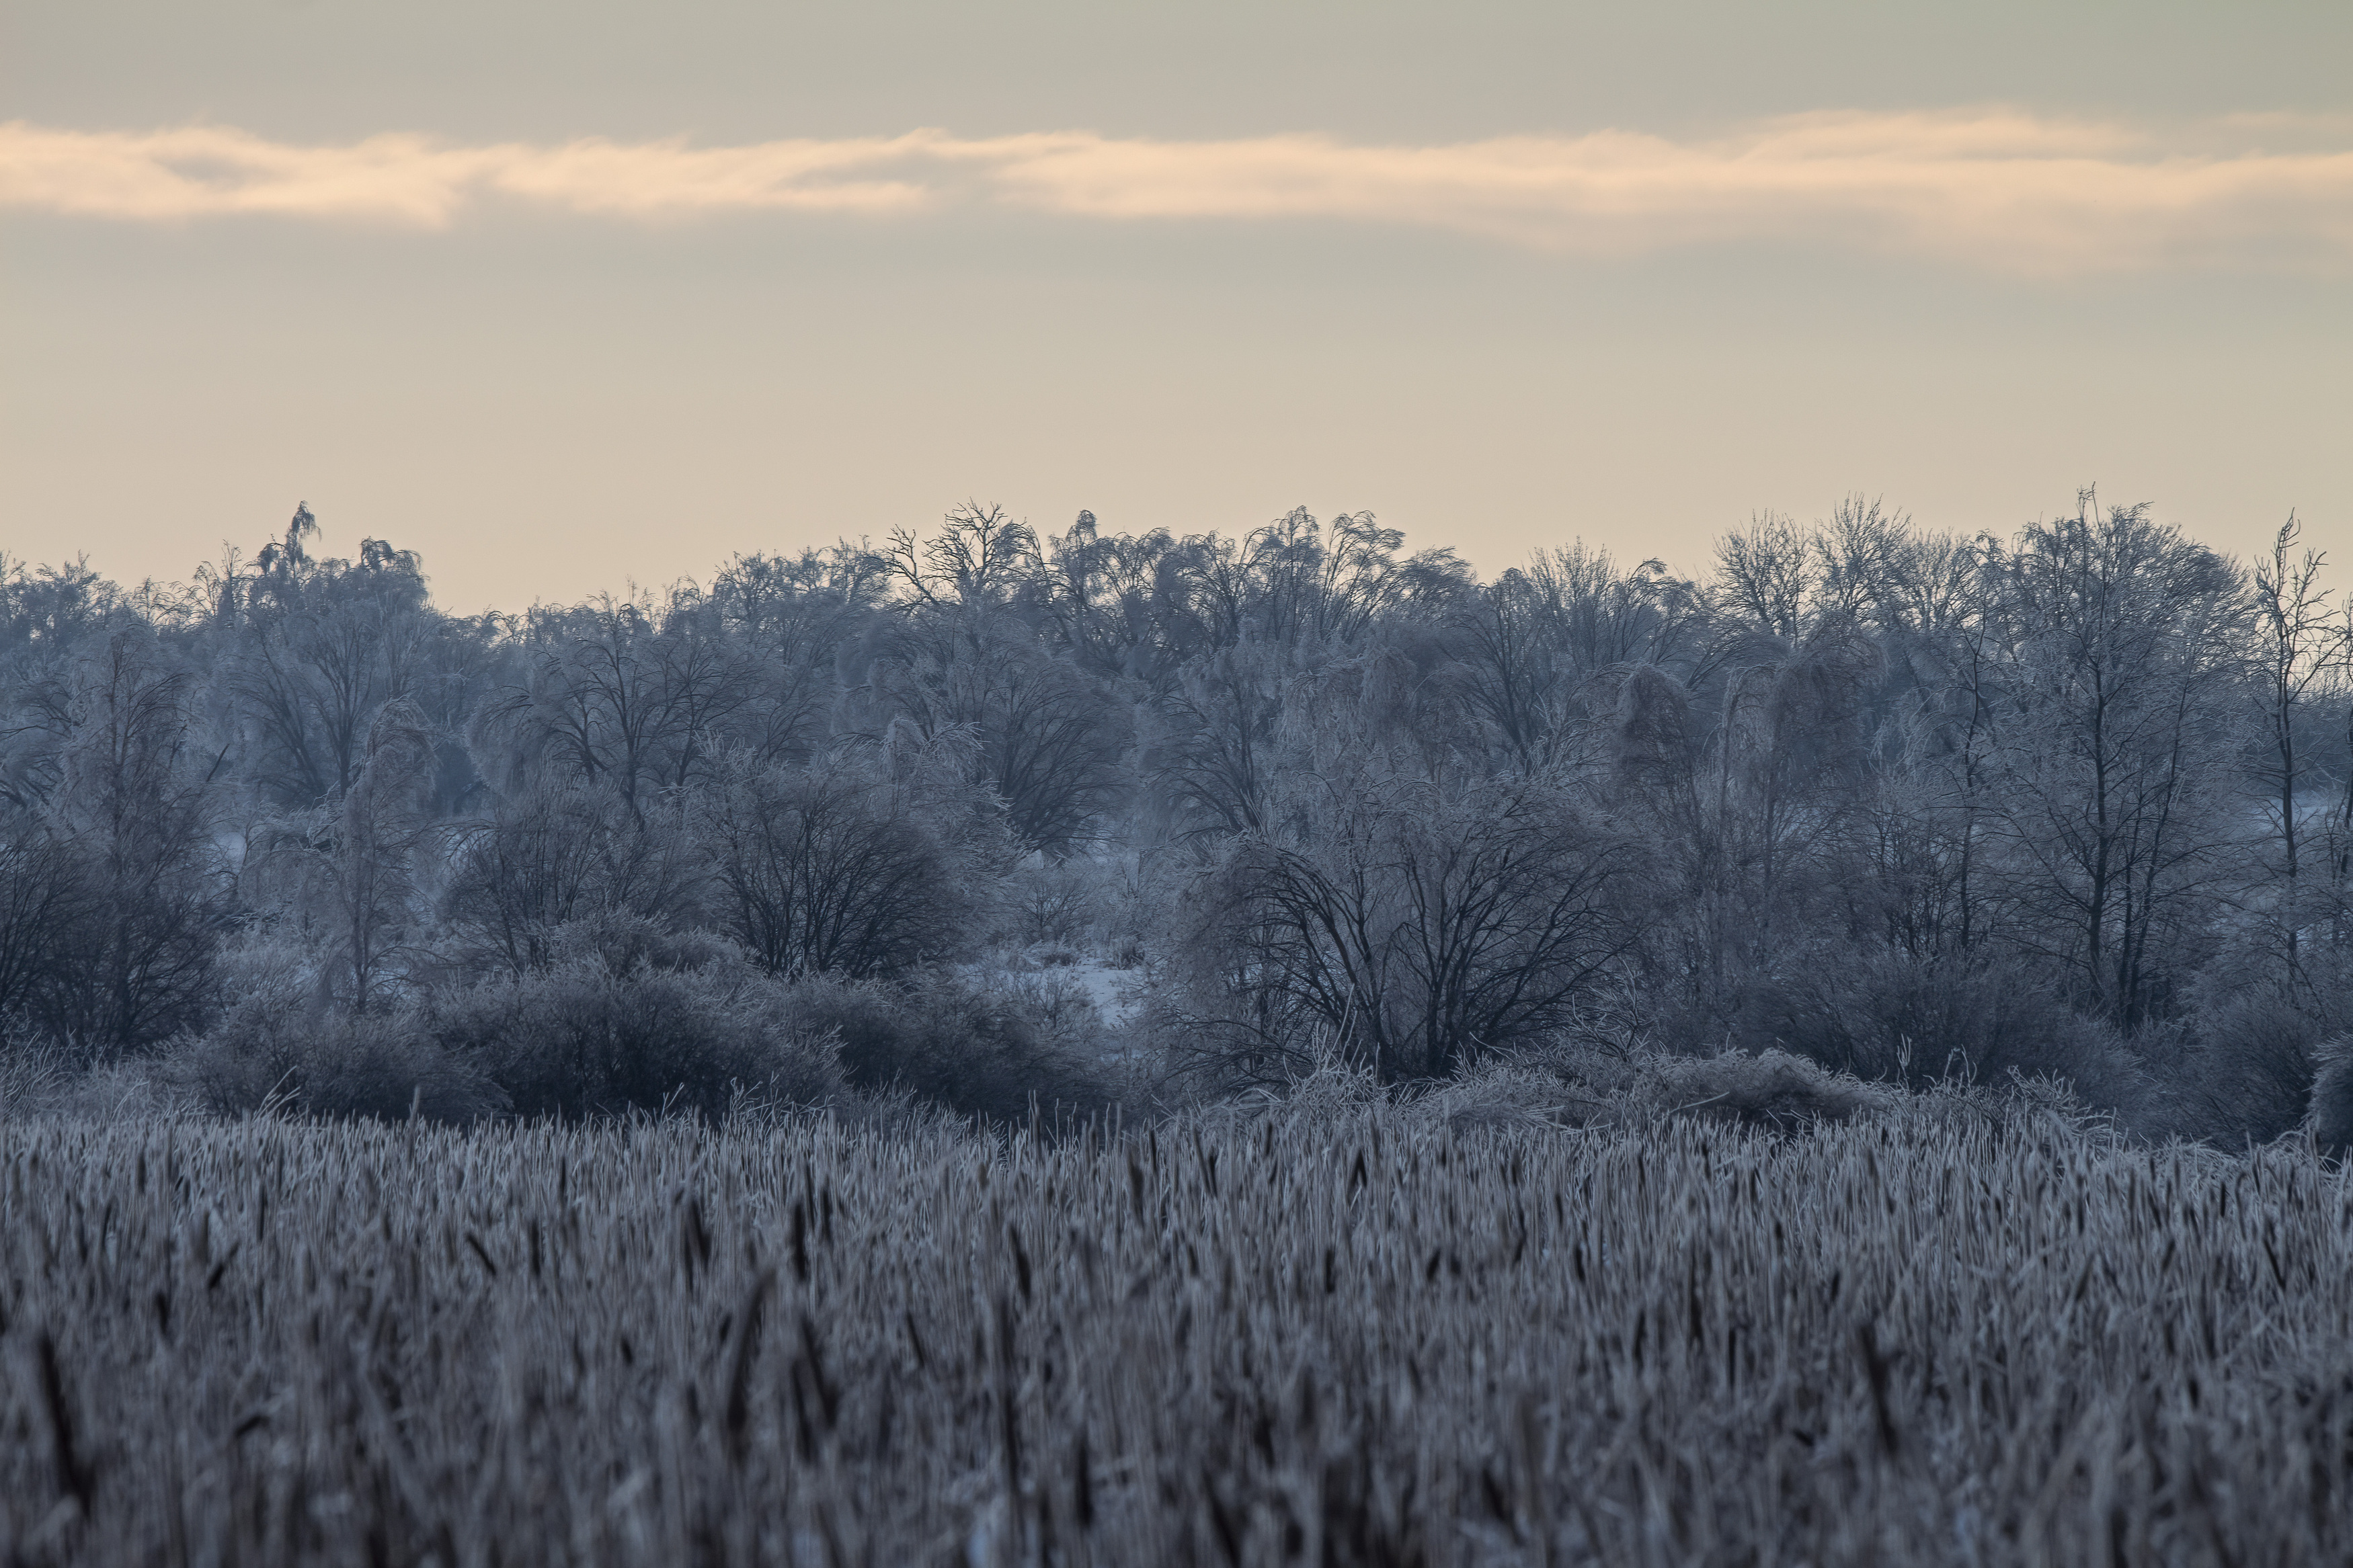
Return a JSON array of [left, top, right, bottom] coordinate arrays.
[[6, 112, 2350, 274]]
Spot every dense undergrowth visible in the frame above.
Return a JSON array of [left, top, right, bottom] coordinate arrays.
[[3, 1093, 2351, 1567]]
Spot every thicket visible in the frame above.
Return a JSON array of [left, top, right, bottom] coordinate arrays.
[[3, 492, 2351, 1142]]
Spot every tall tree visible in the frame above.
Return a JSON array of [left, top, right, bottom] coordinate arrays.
[[1970, 495, 2245, 1026], [2249, 513, 2346, 983], [38, 630, 225, 1055]]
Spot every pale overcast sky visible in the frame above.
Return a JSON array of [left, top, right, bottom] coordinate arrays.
[[5, 1, 2349, 610]]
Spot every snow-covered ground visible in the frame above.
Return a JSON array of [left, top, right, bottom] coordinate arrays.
[[1047, 956, 1146, 1029], [963, 946, 1152, 1056]]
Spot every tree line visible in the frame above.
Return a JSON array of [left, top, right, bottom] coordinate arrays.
[[3, 493, 2348, 1137]]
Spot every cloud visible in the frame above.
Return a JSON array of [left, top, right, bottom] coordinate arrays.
[[6, 112, 2352, 273], [0, 123, 943, 224]]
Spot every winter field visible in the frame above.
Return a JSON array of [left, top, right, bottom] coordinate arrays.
[[5, 1094, 2350, 1567], [8, 501, 2353, 1563]]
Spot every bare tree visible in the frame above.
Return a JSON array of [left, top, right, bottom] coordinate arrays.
[[1610, 628, 1884, 1022], [0, 832, 80, 1026], [443, 780, 614, 976], [36, 631, 225, 1055], [702, 747, 981, 980], [708, 545, 881, 764], [1439, 546, 1710, 774], [871, 502, 1041, 610], [1714, 511, 1817, 642], [1530, 544, 1707, 678], [329, 701, 438, 1012], [493, 588, 753, 824], [2330, 595, 2353, 954], [1037, 514, 1218, 687], [2249, 514, 2346, 983], [1148, 636, 1306, 842], [868, 612, 1132, 860], [243, 699, 440, 1013], [1440, 568, 1570, 772], [1969, 495, 2245, 1026], [221, 518, 430, 807], [1185, 759, 1639, 1083]]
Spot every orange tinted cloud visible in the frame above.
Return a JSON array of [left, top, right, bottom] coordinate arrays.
[[6, 112, 2350, 272]]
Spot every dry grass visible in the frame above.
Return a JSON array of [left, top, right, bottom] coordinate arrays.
[[2, 1104, 2350, 1565]]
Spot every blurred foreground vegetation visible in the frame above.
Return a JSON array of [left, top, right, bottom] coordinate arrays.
[[3, 1091, 2350, 1565]]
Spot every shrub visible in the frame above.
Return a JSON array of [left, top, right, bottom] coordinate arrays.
[[1444, 1044, 1902, 1134], [173, 920, 838, 1123], [167, 943, 504, 1125], [1421, 1039, 2106, 1144], [2170, 979, 2353, 1147], [1175, 768, 1641, 1084], [783, 968, 1119, 1126], [292, 1015, 508, 1124], [1644, 1048, 1895, 1130], [428, 949, 840, 1122], [441, 781, 705, 979], [543, 910, 742, 977], [1008, 860, 1096, 946], [1708, 948, 2149, 1110], [2308, 1034, 2353, 1160], [701, 751, 984, 980]]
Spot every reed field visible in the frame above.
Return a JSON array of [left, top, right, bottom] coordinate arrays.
[[3, 1103, 2351, 1567]]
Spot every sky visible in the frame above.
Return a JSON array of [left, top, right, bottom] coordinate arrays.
[[4, 1, 2350, 613]]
